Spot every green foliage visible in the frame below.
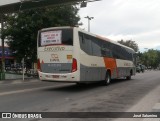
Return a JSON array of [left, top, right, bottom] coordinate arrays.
[[3, 5, 80, 62], [117, 39, 160, 68], [140, 49, 160, 69], [117, 39, 139, 52]]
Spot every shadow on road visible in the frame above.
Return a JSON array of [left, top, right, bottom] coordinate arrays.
[[43, 78, 131, 92]]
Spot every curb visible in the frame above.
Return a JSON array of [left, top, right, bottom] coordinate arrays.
[[0, 78, 39, 85]]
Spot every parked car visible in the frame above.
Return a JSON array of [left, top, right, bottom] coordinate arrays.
[[136, 65, 141, 73], [10, 63, 23, 73], [136, 64, 145, 73], [5, 65, 11, 71], [140, 64, 145, 73]]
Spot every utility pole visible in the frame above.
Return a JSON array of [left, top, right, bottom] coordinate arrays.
[[84, 16, 94, 32]]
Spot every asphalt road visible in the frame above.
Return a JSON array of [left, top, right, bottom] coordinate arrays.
[[0, 70, 160, 121]]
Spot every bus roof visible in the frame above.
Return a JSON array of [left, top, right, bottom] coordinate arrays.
[[40, 26, 73, 31], [77, 27, 135, 53], [39, 26, 135, 53]]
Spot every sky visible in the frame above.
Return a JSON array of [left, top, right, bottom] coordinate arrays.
[[78, 0, 160, 52], [0, 0, 160, 52]]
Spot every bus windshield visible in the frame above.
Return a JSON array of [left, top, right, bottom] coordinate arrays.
[[38, 28, 73, 47]]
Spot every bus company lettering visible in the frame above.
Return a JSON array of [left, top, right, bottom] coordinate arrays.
[[44, 46, 65, 51], [50, 54, 59, 62], [124, 62, 131, 66]]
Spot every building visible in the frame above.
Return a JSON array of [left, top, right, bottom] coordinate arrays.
[[0, 46, 15, 66]]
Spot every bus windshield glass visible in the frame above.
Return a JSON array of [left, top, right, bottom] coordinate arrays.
[[39, 29, 73, 46]]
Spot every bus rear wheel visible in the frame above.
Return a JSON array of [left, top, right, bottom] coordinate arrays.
[[126, 75, 131, 80], [104, 71, 111, 85], [126, 71, 132, 80]]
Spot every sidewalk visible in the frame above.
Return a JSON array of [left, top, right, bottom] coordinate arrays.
[[0, 78, 39, 85], [0, 73, 39, 84], [5, 72, 36, 79]]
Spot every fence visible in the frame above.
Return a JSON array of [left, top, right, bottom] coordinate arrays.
[[0, 63, 38, 80]]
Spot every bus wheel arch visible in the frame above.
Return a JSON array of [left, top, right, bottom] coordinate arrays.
[[104, 69, 111, 85]]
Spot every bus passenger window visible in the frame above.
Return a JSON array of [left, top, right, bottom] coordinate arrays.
[[82, 34, 85, 43]]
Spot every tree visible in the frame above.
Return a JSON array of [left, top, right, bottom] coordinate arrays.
[[140, 49, 160, 69], [117, 39, 139, 52], [3, 5, 80, 63]]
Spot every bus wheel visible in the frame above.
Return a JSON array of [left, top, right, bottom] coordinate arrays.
[[126, 75, 131, 80], [104, 71, 111, 85], [126, 72, 132, 80]]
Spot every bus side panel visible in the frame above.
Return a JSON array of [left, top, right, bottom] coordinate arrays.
[[79, 53, 106, 82], [103, 57, 118, 79], [116, 59, 135, 77], [80, 64, 106, 81]]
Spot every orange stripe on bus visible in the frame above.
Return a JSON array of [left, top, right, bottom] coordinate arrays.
[[103, 57, 118, 76]]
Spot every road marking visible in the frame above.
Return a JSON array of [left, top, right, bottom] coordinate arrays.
[[152, 103, 160, 112], [113, 85, 160, 121], [0, 79, 40, 86], [0, 83, 72, 96], [12, 79, 39, 84], [0, 84, 64, 96], [142, 103, 160, 121], [153, 103, 160, 110]]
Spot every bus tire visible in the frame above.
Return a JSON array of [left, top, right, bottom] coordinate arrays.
[[126, 70, 132, 80], [104, 71, 111, 85], [126, 75, 131, 80]]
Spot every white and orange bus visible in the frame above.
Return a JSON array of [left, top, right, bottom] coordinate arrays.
[[37, 26, 136, 85]]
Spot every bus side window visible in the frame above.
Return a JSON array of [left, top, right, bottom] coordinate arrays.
[[101, 42, 113, 58], [79, 32, 92, 55], [79, 32, 85, 44], [91, 38, 102, 56], [84, 35, 92, 55], [101, 48, 113, 58], [82, 34, 85, 44]]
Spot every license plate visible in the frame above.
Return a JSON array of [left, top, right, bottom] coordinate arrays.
[[52, 75, 59, 78]]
